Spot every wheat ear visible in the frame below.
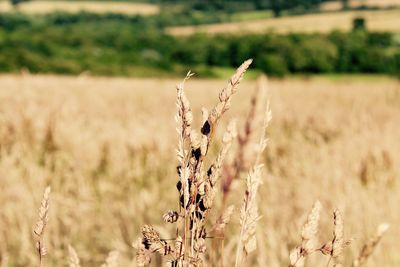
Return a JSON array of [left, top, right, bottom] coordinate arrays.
[[137, 60, 252, 267], [101, 250, 120, 267], [235, 164, 263, 267], [68, 245, 81, 267], [235, 94, 271, 267], [33, 186, 51, 267], [352, 223, 390, 267], [222, 75, 268, 203], [319, 209, 352, 267], [289, 200, 322, 267], [331, 209, 344, 263]]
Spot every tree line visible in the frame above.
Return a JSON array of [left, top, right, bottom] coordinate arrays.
[[0, 13, 398, 77], [8, 0, 344, 16]]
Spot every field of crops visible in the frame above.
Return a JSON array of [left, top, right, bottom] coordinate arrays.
[[0, 1, 159, 15], [321, 0, 400, 11], [0, 72, 399, 266], [167, 9, 400, 35]]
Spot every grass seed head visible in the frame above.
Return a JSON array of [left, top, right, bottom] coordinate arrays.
[[68, 245, 81, 267], [352, 223, 390, 267]]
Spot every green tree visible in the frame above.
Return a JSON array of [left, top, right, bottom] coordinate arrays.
[[353, 17, 366, 31], [341, 0, 349, 10], [258, 54, 288, 76], [10, 0, 31, 7], [299, 37, 338, 72]]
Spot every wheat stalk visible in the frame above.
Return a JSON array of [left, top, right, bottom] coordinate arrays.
[[235, 164, 263, 267], [318, 209, 352, 267], [331, 209, 344, 264], [352, 223, 390, 267], [33, 186, 51, 267], [68, 245, 81, 267], [234, 92, 271, 267], [208, 59, 253, 129], [135, 238, 152, 266], [222, 75, 268, 204], [289, 200, 322, 267], [101, 250, 120, 267], [136, 60, 252, 266]]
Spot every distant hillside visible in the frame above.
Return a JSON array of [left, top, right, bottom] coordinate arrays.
[[2, 0, 330, 17], [0, 1, 159, 15], [321, 0, 400, 11], [167, 9, 400, 36]]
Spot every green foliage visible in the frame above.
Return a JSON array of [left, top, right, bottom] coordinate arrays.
[[353, 17, 366, 31], [298, 37, 338, 72], [0, 12, 31, 30], [10, 0, 30, 7], [341, 0, 349, 10], [258, 54, 288, 76], [0, 13, 398, 77], [158, 0, 330, 16]]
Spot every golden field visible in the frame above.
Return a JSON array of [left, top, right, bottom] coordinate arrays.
[[0, 73, 399, 266], [167, 9, 400, 35], [321, 0, 400, 11], [0, 1, 159, 15]]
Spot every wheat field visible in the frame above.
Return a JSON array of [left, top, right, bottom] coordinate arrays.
[[0, 1, 159, 15], [321, 0, 400, 11], [167, 9, 400, 36], [0, 73, 399, 266]]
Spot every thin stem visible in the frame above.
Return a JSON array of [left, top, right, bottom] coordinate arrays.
[[234, 227, 244, 267], [183, 212, 188, 266], [220, 237, 225, 267], [326, 256, 332, 267]]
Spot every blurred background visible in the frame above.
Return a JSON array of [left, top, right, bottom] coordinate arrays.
[[0, 1, 399, 267], [0, 0, 399, 77]]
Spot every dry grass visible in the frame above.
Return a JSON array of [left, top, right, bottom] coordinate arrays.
[[0, 73, 398, 266], [33, 186, 51, 267], [167, 9, 400, 36], [347, 0, 400, 8], [321, 0, 400, 11], [0, 1, 159, 15], [136, 60, 256, 266], [352, 223, 390, 267], [68, 245, 81, 267], [289, 201, 322, 267], [289, 203, 353, 267]]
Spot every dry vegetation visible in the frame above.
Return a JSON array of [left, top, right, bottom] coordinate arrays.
[[0, 1, 159, 15], [321, 0, 400, 11], [0, 71, 399, 266], [167, 9, 400, 35], [347, 0, 400, 8]]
